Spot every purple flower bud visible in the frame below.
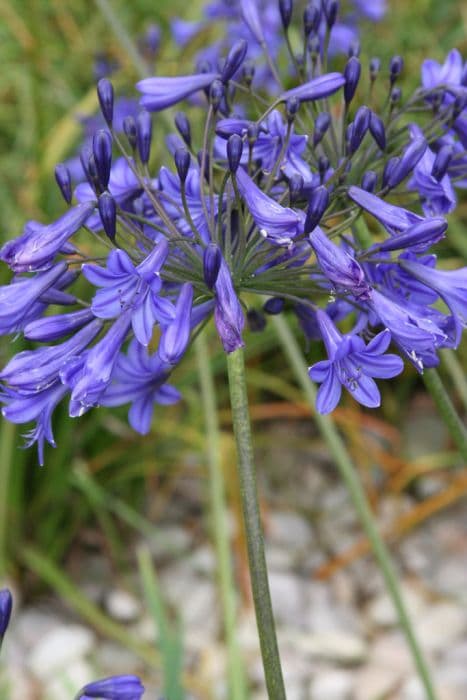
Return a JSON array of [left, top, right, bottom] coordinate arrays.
[[390, 55, 404, 82], [310, 227, 370, 299], [304, 4, 321, 36], [348, 40, 360, 58], [387, 137, 427, 189], [247, 123, 259, 144], [0, 589, 12, 641], [227, 134, 243, 173], [137, 71, 219, 112], [158, 284, 193, 365], [431, 144, 453, 181], [323, 0, 339, 28], [382, 156, 399, 188], [247, 308, 266, 332], [305, 186, 329, 233], [241, 59, 255, 86], [349, 106, 370, 154], [374, 217, 447, 253], [54, 163, 72, 204], [308, 33, 321, 58], [361, 170, 377, 192], [77, 674, 145, 699], [221, 39, 248, 83], [214, 258, 245, 352], [313, 112, 331, 146], [263, 297, 284, 314], [318, 155, 330, 181], [123, 116, 137, 150], [175, 111, 191, 147], [98, 192, 117, 240], [24, 308, 95, 342], [344, 56, 361, 104], [174, 147, 191, 183], [369, 112, 386, 150], [370, 57, 381, 81], [80, 146, 101, 193], [203, 243, 222, 289], [92, 130, 112, 190], [288, 173, 304, 203], [390, 86, 402, 104], [137, 110, 152, 164], [286, 96, 300, 122], [280, 72, 345, 104], [209, 79, 224, 111], [97, 78, 114, 126], [279, 0, 294, 30]]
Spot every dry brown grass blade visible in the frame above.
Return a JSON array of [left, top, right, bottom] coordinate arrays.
[[315, 469, 467, 580]]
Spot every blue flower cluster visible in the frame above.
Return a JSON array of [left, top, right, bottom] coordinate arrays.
[[1, 0, 466, 462]]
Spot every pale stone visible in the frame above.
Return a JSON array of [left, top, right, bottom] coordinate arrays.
[[269, 571, 307, 627], [310, 670, 354, 700], [267, 511, 314, 551], [105, 589, 141, 622], [353, 664, 402, 700], [297, 631, 368, 665], [367, 584, 427, 628], [43, 659, 94, 700], [415, 603, 467, 654], [28, 625, 95, 679]]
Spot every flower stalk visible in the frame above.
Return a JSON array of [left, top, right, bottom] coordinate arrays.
[[195, 332, 247, 700], [226, 348, 286, 700]]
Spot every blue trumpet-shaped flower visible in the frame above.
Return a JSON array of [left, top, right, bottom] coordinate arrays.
[[101, 340, 181, 435], [0, 203, 94, 273], [235, 167, 304, 245], [0, 588, 12, 642], [77, 674, 144, 699], [137, 72, 219, 112], [82, 241, 171, 346], [310, 226, 371, 300], [309, 310, 403, 413]]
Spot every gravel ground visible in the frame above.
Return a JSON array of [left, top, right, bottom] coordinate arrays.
[[1, 411, 466, 700]]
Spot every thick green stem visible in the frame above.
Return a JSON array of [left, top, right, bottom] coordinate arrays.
[[226, 348, 286, 700], [0, 421, 15, 576], [423, 368, 467, 462], [195, 334, 247, 700], [272, 315, 438, 700]]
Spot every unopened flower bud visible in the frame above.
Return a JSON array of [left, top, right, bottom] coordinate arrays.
[[174, 147, 191, 183], [98, 192, 117, 240], [387, 137, 426, 188], [221, 39, 248, 83], [348, 40, 360, 58], [123, 116, 137, 150], [390, 86, 402, 105], [344, 56, 361, 104], [97, 78, 114, 126], [286, 96, 300, 122], [247, 123, 259, 145], [54, 163, 72, 204], [313, 112, 331, 146], [227, 134, 243, 173], [305, 185, 329, 233], [92, 129, 112, 190], [209, 79, 224, 111], [263, 297, 284, 314], [0, 589, 13, 642], [349, 106, 370, 154], [389, 55, 404, 83], [175, 112, 191, 147], [382, 156, 399, 189], [304, 4, 320, 36], [323, 0, 338, 28], [137, 110, 152, 164], [369, 112, 386, 150], [369, 57, 381, 81], [203, 243, 222, 289], [361, 170, 377, 192], [247, 309, 267, 332], [242, 59, 255, 87], [431, 145, 453, 181], [279, 0, 294, 30], [288, 173, 304, 203], [318, 155, 330, 181]]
